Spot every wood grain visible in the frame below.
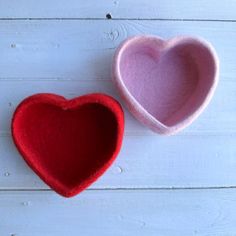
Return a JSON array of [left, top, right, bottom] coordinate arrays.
[[1, 189, 236, 236], [0, 20, 235, 80]]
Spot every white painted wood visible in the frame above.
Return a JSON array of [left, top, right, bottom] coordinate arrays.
[[0, 20, 235, 80], [0, 0, 235, 20], [1, 189, 236, 236], [0, 20, 235, 190], [0, 78, 234, 135], [0, 0, 235, 234], [0, 20, 235, 134], [1, 133, 236, 189]]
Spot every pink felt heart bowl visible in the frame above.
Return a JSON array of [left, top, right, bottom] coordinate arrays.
[[113, 35, 219, 135]]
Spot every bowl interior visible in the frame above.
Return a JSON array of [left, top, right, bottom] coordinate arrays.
[[119, 38, 216, 126], [13, 101, 118, 188]]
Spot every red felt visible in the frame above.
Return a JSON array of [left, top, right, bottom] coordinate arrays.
[[12, 93, 124, 197]]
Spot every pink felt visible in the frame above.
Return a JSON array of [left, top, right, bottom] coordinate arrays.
[[113, 36, 219, 135]]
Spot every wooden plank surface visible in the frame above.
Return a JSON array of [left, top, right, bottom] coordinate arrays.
[[1, 189, 236, 236], [1, 134, 236, 189], [0, 20, 235, 190], [0, 20, 235, 135], [0, 0, 235, 20], [0, 0, 236, 235], [0, 20, 235, 80], [0, 78, 234, 135]]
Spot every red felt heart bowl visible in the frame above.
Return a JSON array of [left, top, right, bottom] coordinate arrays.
[[12, 93, 124, 197], [113, 35, 219, 135]]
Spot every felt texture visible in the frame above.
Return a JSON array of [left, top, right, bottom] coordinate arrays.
[[12, 93, 124, 197], [113, 35, 219, 135]]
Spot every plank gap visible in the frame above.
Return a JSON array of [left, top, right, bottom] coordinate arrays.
[[2, 186, 236, 192], [0, 18, 236, 22]]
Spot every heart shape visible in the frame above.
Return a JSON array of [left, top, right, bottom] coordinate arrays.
[[113, 35, 219, 135], [12, 93, 124, 197]]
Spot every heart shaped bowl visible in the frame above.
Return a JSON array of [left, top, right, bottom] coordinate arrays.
[[12, 93, 124, 197], [113, 35, 219, 135]]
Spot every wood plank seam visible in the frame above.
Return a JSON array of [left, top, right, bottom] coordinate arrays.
[[0, 18, 236, 22]]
